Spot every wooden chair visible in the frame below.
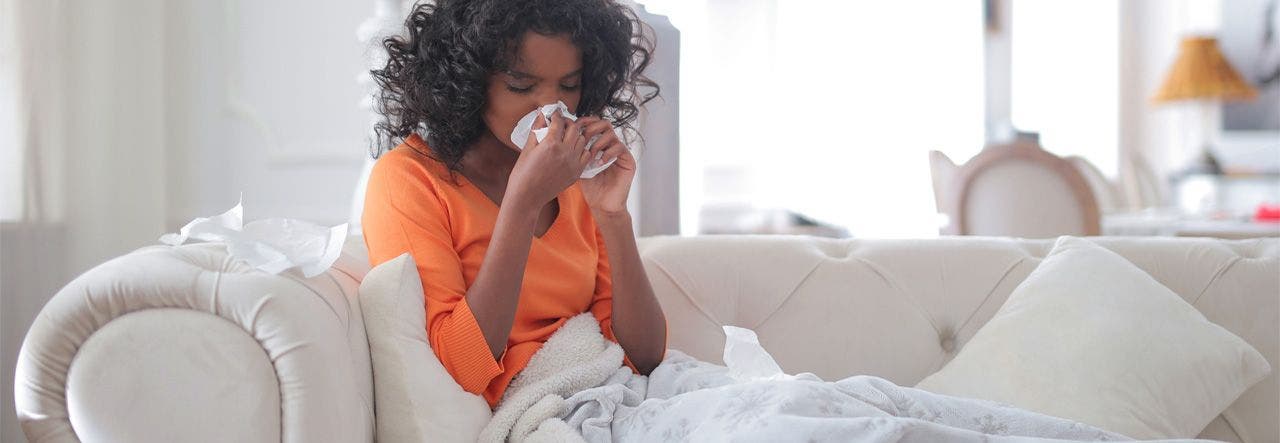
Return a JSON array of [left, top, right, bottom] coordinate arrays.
[[928, 150, 959, 216], [946, 140, 1101, 237], [1067, 156, 1127, 214], [1122, 150, 1168, 210]]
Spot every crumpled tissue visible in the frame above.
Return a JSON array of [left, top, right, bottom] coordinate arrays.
[[508, 101, 624, 179], [159, 200, 348, 278], [722, 325, 790, 381]]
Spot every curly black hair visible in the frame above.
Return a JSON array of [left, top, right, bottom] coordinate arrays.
[[369, 0, 660, 171]]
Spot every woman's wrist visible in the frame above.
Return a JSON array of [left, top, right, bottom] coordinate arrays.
[[497, 194, 542, 232], [500, 188, 544, 218], [592, 209, 632, 231]]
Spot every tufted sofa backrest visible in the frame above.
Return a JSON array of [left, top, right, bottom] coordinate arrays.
[[19, 234, 1271, 442], [635, 235, 1278, 443]]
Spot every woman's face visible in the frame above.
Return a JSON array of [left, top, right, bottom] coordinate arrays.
[[483, 32, 584, 152]]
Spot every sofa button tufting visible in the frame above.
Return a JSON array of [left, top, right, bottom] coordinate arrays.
[[940, 337, 956, 353]]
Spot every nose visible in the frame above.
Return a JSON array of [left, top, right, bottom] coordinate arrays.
[[534, 89, 569, 108]]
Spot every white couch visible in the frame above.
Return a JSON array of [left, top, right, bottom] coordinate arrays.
[[14, 235, 1279, 442]]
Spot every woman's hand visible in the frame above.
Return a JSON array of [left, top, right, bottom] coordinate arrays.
[[507, 111, 594, 212], [577, 116, 636, 215]]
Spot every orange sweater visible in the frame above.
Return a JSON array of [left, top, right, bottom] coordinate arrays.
[[362, 135, 633, 408]]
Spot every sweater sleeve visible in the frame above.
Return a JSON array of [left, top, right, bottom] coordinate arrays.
[[362, 156, 503, 394]]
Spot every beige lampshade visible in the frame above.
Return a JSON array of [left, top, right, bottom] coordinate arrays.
[[1151, 36, 1258, 103]]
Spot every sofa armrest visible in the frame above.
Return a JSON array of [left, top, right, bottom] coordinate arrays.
[[14, 243, 374, 443]]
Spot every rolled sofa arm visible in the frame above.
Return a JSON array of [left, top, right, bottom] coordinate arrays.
[[14, 242, 375, 443]]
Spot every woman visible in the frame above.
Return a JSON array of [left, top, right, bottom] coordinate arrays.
[[362, 0, 667, 409]]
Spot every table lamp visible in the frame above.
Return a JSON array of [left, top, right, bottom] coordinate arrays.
[[1151, 36, 1258, 175]]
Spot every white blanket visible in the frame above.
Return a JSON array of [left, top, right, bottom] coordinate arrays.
[[481, 314, 1202, 443]]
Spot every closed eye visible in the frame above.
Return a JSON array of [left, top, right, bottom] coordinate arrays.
[[505, 83, 533, 94]]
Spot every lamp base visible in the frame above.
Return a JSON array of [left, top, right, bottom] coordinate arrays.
[[1181, 147, 1224, 176]]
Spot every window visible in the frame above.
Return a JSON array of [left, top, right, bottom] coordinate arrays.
[[1010, 1, 1120, 176], [643, 1, 985, 237]]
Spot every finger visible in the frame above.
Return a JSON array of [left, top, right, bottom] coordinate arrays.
[[524, 130, 540, 150], [581, 120, 614, 140], [595, 143, 630, 166], [523, 112, 550, 150], [586, 130, 622, 160], [562, 117, 586, 146], [582, 137, 616, 167], [545, 111, 566, 142], [586, 136, 616, 160], [574, 132, 594, 165], [560, 127, 586, 160], [527, 113, 549, 147]]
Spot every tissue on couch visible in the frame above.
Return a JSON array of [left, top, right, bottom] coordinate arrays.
[[723, 326, 787, 381], [160, 200, 347, 278]]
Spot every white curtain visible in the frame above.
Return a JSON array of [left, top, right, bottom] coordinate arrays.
[[2, 0, 167, 266], [643, 0, 985, 237], [3, 3, 72, 440], [2, 0, 66, 224], [1, 0, 18, 222]]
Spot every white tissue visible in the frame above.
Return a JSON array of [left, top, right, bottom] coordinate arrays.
[[159, 199, 348, 278], [508, 101, 621, 179], [722, 325, 788, 381]]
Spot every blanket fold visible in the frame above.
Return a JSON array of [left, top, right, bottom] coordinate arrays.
[[480, 314, 623, 443], [481, 314, 1204, 443]]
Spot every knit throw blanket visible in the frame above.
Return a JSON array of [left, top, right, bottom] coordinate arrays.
[[479, 314, 622, 443]]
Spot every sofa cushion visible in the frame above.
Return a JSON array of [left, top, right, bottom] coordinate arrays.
[[359, 253, 491, 442], [915, 236, 1271, 439]]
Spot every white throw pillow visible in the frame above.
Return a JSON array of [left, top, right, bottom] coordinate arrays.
[[916, 236, 1270, 440], [359, 253, 492, 442]]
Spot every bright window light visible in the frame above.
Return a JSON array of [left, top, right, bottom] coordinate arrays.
[[1011, 0, 1119, 177], [643, 0, 984, 237]]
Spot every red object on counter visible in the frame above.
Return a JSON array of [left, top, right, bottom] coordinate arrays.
[[1255, 204, 1280, 223]]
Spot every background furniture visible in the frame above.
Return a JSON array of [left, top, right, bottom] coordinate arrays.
[[15, 235, 1277, 442], [928, 150, 960, 218], [1172, 172, 1280, 218], [1151, 36, 1259, 175], [942, 141, 1101, 237], [1122, 149, 1172, 210], [1104, 170, 1280, 239], [934, 150, 1130, 233], [696, 204, 850, 238], [1068, 155, 1128, 213], [1103, 210, 1280, 239]]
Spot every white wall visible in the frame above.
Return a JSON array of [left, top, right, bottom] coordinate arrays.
[[164, 0, 370, 228]]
